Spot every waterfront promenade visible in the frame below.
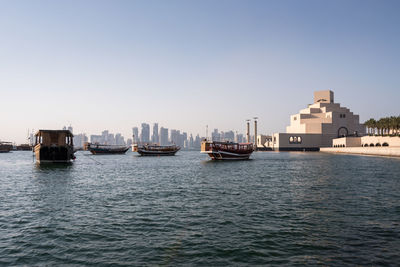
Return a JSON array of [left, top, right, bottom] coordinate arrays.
[[320, 147, 400, 157]]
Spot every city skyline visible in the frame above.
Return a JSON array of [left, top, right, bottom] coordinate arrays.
[[65, 122, 249, 150], [1, 1, 400, 144]]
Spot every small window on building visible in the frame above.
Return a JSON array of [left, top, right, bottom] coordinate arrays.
[[294, 116, 297, 121]]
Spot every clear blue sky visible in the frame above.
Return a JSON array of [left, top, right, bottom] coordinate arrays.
[[1, 0, 399, 143]]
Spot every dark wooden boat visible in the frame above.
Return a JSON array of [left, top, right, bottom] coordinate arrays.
[[201, 140, 254, 160], [34, 130, 75, 163], [87, 143, 129, 155], [0, 142, 13, 153], [133, 144, 180, 156], [16, 144, 32, 151]]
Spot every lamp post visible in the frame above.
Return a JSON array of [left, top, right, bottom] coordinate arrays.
[[246, 119, 250, 143], [253, 117, 258, 148]]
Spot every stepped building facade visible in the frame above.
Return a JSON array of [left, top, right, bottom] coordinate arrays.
[[269, 90, 365, 151]]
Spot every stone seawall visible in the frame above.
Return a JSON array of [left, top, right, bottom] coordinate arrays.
[[320, 147, 400, 157]]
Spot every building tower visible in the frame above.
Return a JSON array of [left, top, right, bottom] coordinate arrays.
[[140, 123, 150, 143], [152, 123, 159, 144], [132, 127, 139, 143]]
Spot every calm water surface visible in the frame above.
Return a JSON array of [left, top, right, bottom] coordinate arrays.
[[0, 151, 399, 266]]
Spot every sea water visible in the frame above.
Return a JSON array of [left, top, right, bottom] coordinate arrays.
[[0, 151, 399, 265]]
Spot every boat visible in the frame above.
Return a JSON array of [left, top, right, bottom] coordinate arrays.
[[87, 143, 129, 155], [16, 144, 32, 151], [0, 141, 13, 153], [201, 140, 254, 160], [132, 144, 180, 156], [34, 130, 75, 163]]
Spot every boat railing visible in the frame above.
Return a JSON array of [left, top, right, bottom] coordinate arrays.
[[208, 143, 253, 151]]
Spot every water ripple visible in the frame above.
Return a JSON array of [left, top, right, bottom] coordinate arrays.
[[0, 151, 399, 265]]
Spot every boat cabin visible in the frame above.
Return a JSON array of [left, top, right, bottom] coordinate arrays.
[[0, 141, 13, 153], [34, 130, 75, 163]]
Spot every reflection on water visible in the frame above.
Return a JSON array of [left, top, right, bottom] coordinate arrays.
[[0, 151, 399, 266]]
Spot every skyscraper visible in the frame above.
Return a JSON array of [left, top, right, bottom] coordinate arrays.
[[102, 130, 109, 144], [132, 127, 139, 143], [212, 129, 220, 141], [170, 129, 179, 145], [182, 132, 188, 148], [160, 127, 169, 145], [140, 123, 150, 143], [224, 130, 235, 142], [115, 133, 125, 145], [152, 123, 159, 144], [189, 134, 194, 149]]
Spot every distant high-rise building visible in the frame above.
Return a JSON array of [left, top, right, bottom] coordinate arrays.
[[108, 133, 115, 145], [160, 127, 169, 145], [73, 133, 88, 148], [189, 134, 194, 149], [194, 134, 202, 149], [101, 130, 109, 144], [224, 130, 235, 142], [236, 133, 244, 143], [140, 123, 150, 143], [170, 129, 179, 145], [115, 133, 125, 145], [132, 127, 139, 143], [152, 123, 159, 144], [126, 138, 133, 147], [212, 129, 220, 141], [90, 135, 102, 144], [182, 132, 188, 148], [29, 132, 35, 146], [91, 131, 125, 145]]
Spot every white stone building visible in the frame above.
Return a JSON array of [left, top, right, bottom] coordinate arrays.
[[269, 90, 365, 151]]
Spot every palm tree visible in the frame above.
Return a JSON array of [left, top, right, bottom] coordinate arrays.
[[396, 116, 400, 135], [364, 118, 373, 135], [376, 118, 385, 135]]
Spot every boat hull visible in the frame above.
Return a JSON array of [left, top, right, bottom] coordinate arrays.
[[137, 149, 179, 156], [34, 145, 75, 164], [0, 143, 13, 153], [202, 150, 252, 160], [89, 147, 129, 155]]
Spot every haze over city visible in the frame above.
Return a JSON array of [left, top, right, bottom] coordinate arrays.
[[1, 0, 399, 144]]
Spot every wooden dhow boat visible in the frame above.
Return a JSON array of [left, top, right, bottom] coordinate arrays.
[[132, 144, 180, 156], [0, 141, 13, 153], [34, 130, 75, 163], [201, 140, 254, 160], [86, 143, 129, 155], [16, 144, 32, 151]]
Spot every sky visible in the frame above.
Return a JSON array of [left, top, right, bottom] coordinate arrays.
[[1, 0, 399, 144]]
